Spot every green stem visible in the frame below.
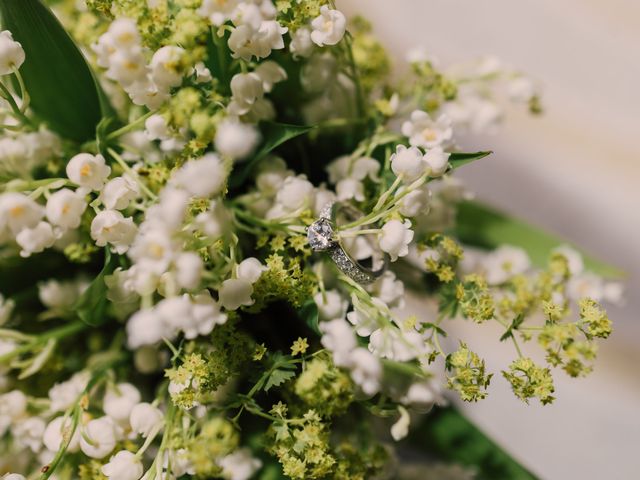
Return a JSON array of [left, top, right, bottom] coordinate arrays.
[[107, 110, 156, 141], [0, 80, 34, 128], [12, 67, 30, 113], [343, 31, 366, 118], [107, 148, 157, 200], [337, 228, 381, 238], [0, 321, 88, 364]]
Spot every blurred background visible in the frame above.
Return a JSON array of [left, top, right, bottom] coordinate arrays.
[[342, 1, 640, 478]]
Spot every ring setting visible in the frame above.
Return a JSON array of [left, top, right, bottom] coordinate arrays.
[[307, 201, 388, 284]]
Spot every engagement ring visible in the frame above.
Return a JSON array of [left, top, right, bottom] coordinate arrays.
[[307, 201, 388, 284]]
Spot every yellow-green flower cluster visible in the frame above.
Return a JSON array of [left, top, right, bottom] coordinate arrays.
[[537, 322, 597, 377], [250, 253, 316, 310], [502, 357, 555, 405], [268, 408, 336, 479], [350, 17, 390, 93], [446, 342, 492, 402], [578, 298, 612, 339], [423, 234, 464, 283], [455, 274, 495, 323], [188, 417, 239, 476], [294, 352, 354, 416]]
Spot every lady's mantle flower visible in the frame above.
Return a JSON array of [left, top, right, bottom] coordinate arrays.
[[80, 416, 117, 459], [90, 210, 138, 254], [310, 6, 347, 47], [66, 153, 111, 191], [0, 30, 25, 75], [101, 450, 144, 480], [45, 188, 87, 229], [379, 219, 414, 261], [401, 110, 453, 149]]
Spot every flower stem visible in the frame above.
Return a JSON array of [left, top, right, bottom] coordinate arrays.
[[107, 148, 158, 200]]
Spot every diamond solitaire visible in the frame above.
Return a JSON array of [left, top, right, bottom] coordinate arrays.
[[307, 217, 335, 252]]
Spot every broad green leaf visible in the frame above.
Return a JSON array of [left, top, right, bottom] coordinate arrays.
[[453, 200, 623, 278], [449, 151, 492, 171], [204, 27, 237, 96], [73, 249, 118, 326], [229, 122, 314, 188], [297, 299, 320, 335], [0, 0, 105, 141], [409, 406, 537, 480], [264, 368, 296, 392]]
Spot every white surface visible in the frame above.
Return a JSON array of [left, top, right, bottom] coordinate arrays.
[[340, 1, 640, 479]]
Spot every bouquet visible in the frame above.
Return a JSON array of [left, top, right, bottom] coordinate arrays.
[[0, 1, 622, 479]]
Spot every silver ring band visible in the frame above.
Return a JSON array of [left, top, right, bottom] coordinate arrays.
[[307, 201, 388, 284]]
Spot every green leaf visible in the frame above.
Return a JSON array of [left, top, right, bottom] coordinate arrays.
[[499, 313, 525, 342], [408, 406, 537, 480], [0, 0, 105, 141], [449, 151, 492, 171], [297, 300, 320, 335], [229, 122, 314, 188], [264, 368, 296, 392], [204, 27, 237, 96], [73, 249, 118, 327], [453, 200, 623, 278]]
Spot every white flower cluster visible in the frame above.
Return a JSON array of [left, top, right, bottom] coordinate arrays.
[[227, 61, 287, 123], [0, 129, 60, 177], [197, 1, 345, 62], [0, 379, 167, 480], [0, 30, 25, 75], [93, 19, 189, 109]]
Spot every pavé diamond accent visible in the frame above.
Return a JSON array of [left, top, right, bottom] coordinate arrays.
[[308, 201, 388, 285], [307, 218, 335, 252]]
